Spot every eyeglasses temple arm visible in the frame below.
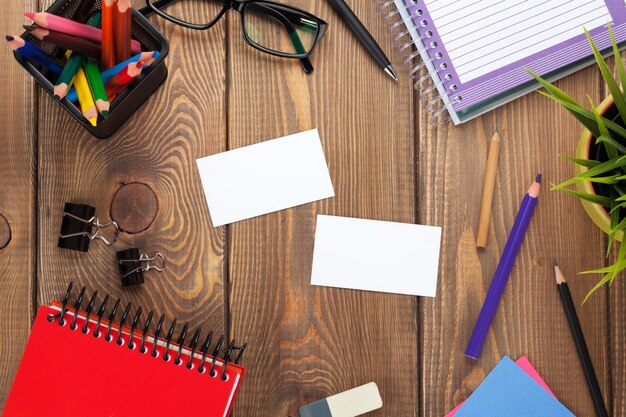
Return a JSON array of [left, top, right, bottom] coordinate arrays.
[[256, 5, 314, 73]]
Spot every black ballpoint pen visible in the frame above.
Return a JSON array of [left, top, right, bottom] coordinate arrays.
[[326, 0, 398, 81]]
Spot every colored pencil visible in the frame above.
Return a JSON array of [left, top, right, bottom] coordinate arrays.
[[465, 173, 541, 359], [24, 26, 100, 59], [66, 51, 159, 102], [24, 12, 141, 54], [554, 261, 609, 417], [115, 0, 132, 62], [83, 11, 109, 118], [54, 52, 85, 100], [102, 0, 117, 69], [84, 58, 110, 118], [105, 61, 143, 100], [74, 67, 98, 126], [6, 35, 64, 74], [476, 132, 501, 248]]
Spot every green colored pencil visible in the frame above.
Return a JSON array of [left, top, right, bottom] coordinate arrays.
[[54, 52, 85, 100], [83, 58, 110, 118], [83, 11, 108, 117]]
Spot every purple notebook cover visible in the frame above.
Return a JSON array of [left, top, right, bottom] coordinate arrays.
[[398, 0, 626, 117]]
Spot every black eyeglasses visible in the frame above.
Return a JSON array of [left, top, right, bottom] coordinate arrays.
[[138, 0, 327, 74]]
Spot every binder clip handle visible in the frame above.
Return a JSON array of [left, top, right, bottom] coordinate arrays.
[[117, 248, 166, 287], [58, 203, 119, 252]]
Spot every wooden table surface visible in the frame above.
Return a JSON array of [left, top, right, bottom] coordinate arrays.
[[0, 1, 624, 416]]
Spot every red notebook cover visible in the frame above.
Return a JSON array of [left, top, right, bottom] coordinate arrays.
[[2, 305, 245, 417]]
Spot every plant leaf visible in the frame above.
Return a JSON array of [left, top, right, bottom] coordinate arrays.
[[609, 23, 626, 93], [609, 199, 619, 254], [562, 156, 601, 168], [558, 188, 612, 207], [585, 27, 626, 123], [536, 91, 600, 136], [552, 156, 626, 189], [583, 239, 626, 302], [537, 90, 626, 138], [528, 69, 580, 105], [596, 134, 626, 155], [589, 97, 619, 159]]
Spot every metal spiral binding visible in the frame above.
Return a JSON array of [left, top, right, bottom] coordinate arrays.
[[47, 283, 246, 380], [375, 0, 454, 124]]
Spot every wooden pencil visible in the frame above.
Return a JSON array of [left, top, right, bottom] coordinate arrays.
[[115, 0, 132, 62], [54, 52, 85, 100], [66, 51, 160, 103], [476, 132, 501, 248], [554, 261, 609, 417], [74, 67, 98, 126], [24, 26, 101, 59], [101, 0, 117, 69], [105, 61, 144, 100], [6, 35, 64, 74], [83, 11, 109, 118], [84, 58, 110, 118], [465, 173, 541, 359], [24, 12, 141, 54]]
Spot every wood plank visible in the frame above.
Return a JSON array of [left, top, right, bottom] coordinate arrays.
[[226, 1, 417, 415], [419, 67, 611, 416], [36, 0, 228, 346], [607, 54, 626, 417], [0, 0, 38, 409], [611, 276, 624, 415]]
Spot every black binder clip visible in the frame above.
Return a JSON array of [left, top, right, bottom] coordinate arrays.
[[58, 203, 119, 252], [116, 248, 166, 286]]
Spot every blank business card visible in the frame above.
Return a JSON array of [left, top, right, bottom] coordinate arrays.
[[196, 129, 335, 227], [311, 215, 442, 297]]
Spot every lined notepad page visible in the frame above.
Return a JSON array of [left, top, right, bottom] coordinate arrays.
[[425, 0, 611, 83]]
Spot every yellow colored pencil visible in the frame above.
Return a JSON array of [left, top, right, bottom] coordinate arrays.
[[74, 67, 98, 127]]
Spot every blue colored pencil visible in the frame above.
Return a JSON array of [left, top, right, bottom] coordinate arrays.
[[66, 51, 160, 102], [465, 173, 542, 360], [6, 35, 64, 74]]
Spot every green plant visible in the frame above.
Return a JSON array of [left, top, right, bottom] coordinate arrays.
[[530, 25, 626, 301]]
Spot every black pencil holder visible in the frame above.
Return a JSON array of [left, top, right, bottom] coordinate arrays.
[[12, 0, 169, 139]]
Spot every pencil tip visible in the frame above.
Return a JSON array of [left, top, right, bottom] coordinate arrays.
[[5, 35, 14, 41], [53, 95, 60, 101], [24, 12, 35, 20], [88, 118, 97, 127], [102, 111, 109, 119], [535, 173, 542, 183], [553, 259, 558, 267]]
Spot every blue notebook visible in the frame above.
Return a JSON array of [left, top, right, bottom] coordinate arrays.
[[455, 356, 574, 417]]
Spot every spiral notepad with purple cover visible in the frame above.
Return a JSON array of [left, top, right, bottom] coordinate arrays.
[[2, 286, 245, 417], [386, 0, 626, 124]]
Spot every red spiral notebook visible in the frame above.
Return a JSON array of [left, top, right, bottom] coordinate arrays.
[[2, 284, 246, 417]]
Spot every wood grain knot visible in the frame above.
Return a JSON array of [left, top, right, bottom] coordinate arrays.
[[110, 183, 159, 234], [0, 214, 11, 250]]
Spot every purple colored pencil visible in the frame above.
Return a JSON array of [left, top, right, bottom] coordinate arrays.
[[465, 173, 542, 360]]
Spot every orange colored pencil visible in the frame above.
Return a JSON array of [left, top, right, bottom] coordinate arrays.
[[104, 61, 143, 100], [115, 0, 132, 62], [102, 0, 117, 69]]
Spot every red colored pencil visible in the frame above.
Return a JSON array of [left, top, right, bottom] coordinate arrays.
[[115, 0, 132, 62], [101, 0, 117, 69], [25, 26, 101, 60], [104, 61, 143, 100], [24, 12, 141, 54]]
